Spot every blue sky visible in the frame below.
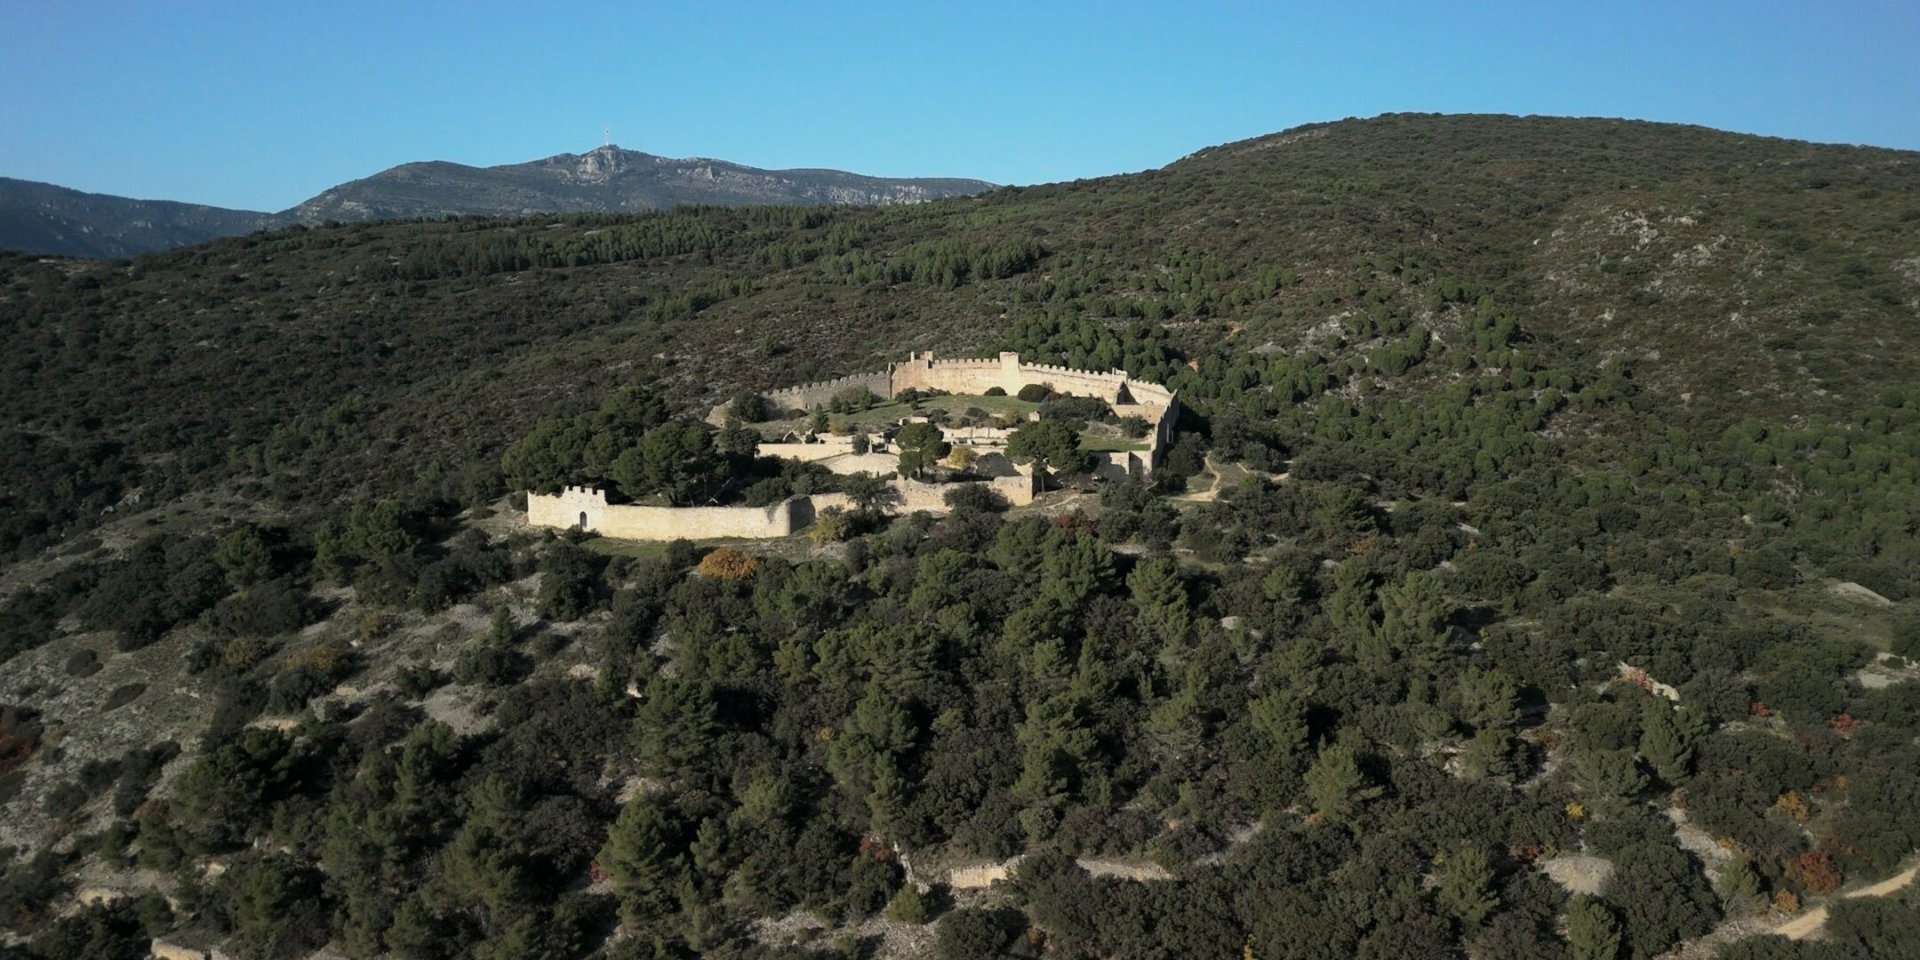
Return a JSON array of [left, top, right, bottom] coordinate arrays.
[[4, 1, 1916, 211]]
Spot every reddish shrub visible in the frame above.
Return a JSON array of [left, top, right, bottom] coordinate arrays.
[[695, 548, 761, 580], [1786, 848, 1843, 893]]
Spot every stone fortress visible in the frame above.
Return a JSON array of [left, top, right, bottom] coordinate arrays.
[[526, 351, 1179, 541]]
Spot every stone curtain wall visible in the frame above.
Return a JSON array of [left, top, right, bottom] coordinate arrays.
[[528, 472, 1039, 542], [708, 352, 1181, 471], [743, 351, 1181, 469], [541, 350, 1177, 542], [903, 353, 1180, 471], [890, 353, 1022, 396], [528, 485, 806, 540], [762, 370, 894, 416]]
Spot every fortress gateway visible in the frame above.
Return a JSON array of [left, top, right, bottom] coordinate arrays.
[[526, 352, 1179, 541]]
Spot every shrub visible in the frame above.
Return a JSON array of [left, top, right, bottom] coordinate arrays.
[[1039, 395, 1110, 425], [983, 386, 1006, 397], [695, 548, 761, 580], [267, 667, 331, 714], [884, 883, 929, 924], [452, 645, 528, 686], [937, 908, 1016, 960], [210, 578, 317, 637], [1892, 612, 1920, 662], [286, 641, 353, 677], [809, 508, 854, 545], [728, 392, 777, 422], [63, 649, 102, 678], [102, 684, 146, 712], [221, 634, 279, 672], [829, 387, 879, 414], [1785, 848, 1842, 893], [1016, 383, 1051, 403], [395, 660, 444, 699], [944, 483, 1007, 514]]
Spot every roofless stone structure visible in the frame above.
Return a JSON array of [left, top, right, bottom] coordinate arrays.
[[527, 352, 1179, 541]]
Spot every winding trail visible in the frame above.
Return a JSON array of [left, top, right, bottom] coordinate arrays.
[[1771, 865, 1919, 940], [1173, 456, 1224, 503]]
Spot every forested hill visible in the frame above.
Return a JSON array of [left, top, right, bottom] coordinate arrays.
[[3, 113, 1915, 563], [2, 114, 1920, 960]]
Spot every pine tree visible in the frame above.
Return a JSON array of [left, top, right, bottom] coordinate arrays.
[[597, 796, 688, 929], [1248, 690, 1310, 757], [1325, 560, 1377, 640], [1304, 741, 1383, 822], [1575, 747, 1648, 799], [1434, 842, 1499, 927], [1461, 727, 1520, 781], [1452, 666, 1520, 732], [1377, 569, 1452, 663], [1127, 557, 1192, 650], [1638, 700, 1705, 785], [1565, 895, 1622, 960]]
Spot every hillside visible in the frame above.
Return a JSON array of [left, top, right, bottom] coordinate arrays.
[[3, 114, 1915, 562], [0, 177, 276, 260], [2, 114, 1919, 960]]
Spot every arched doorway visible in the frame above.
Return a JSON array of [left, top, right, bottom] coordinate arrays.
[[578, 511, 589, 529]]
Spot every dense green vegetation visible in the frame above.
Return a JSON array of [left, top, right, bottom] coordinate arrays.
[[1, 115, 1918, 959]]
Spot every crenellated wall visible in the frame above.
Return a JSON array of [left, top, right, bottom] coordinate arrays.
[[708, 352, 1179, 464], [712, 350, 1181, 470], [564, 350, 1178, 542], [527, 471, 1039, 542], [761, 370, 894, 417]]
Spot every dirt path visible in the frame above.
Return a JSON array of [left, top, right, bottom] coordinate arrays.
[[1772, 865, 1919, 940], [1173, 456, 1223, 503]]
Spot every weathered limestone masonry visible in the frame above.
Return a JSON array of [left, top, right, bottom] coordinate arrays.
[[710, 350, 1181, 470], [756, 370, 893, 415], [525, 352, 1174, 542], [812, 471, 1039, 515], [756, 438, 864, 462], [528, 485, 810, 540], [528, 471, 1041, 542]]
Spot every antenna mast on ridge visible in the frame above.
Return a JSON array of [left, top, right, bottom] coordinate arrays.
[[603, 125, 611, 149]]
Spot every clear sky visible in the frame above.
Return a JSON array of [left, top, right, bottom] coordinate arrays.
[[4, 1, 1916, 212]]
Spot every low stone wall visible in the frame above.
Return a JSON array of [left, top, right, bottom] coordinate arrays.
[[757, 439, 860, 463], [811, 473, 1037, 516]]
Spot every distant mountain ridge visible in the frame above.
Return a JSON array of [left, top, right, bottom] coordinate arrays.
[[0, 145, 995, 258], [0, 177, 278, 260], [286, 145, 993, 223]]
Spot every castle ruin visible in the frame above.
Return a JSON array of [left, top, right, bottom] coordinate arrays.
[[526, 352, 1178, 541]]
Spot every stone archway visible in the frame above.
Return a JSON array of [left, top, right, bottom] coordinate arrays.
[[578, 511, 589, 529]]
